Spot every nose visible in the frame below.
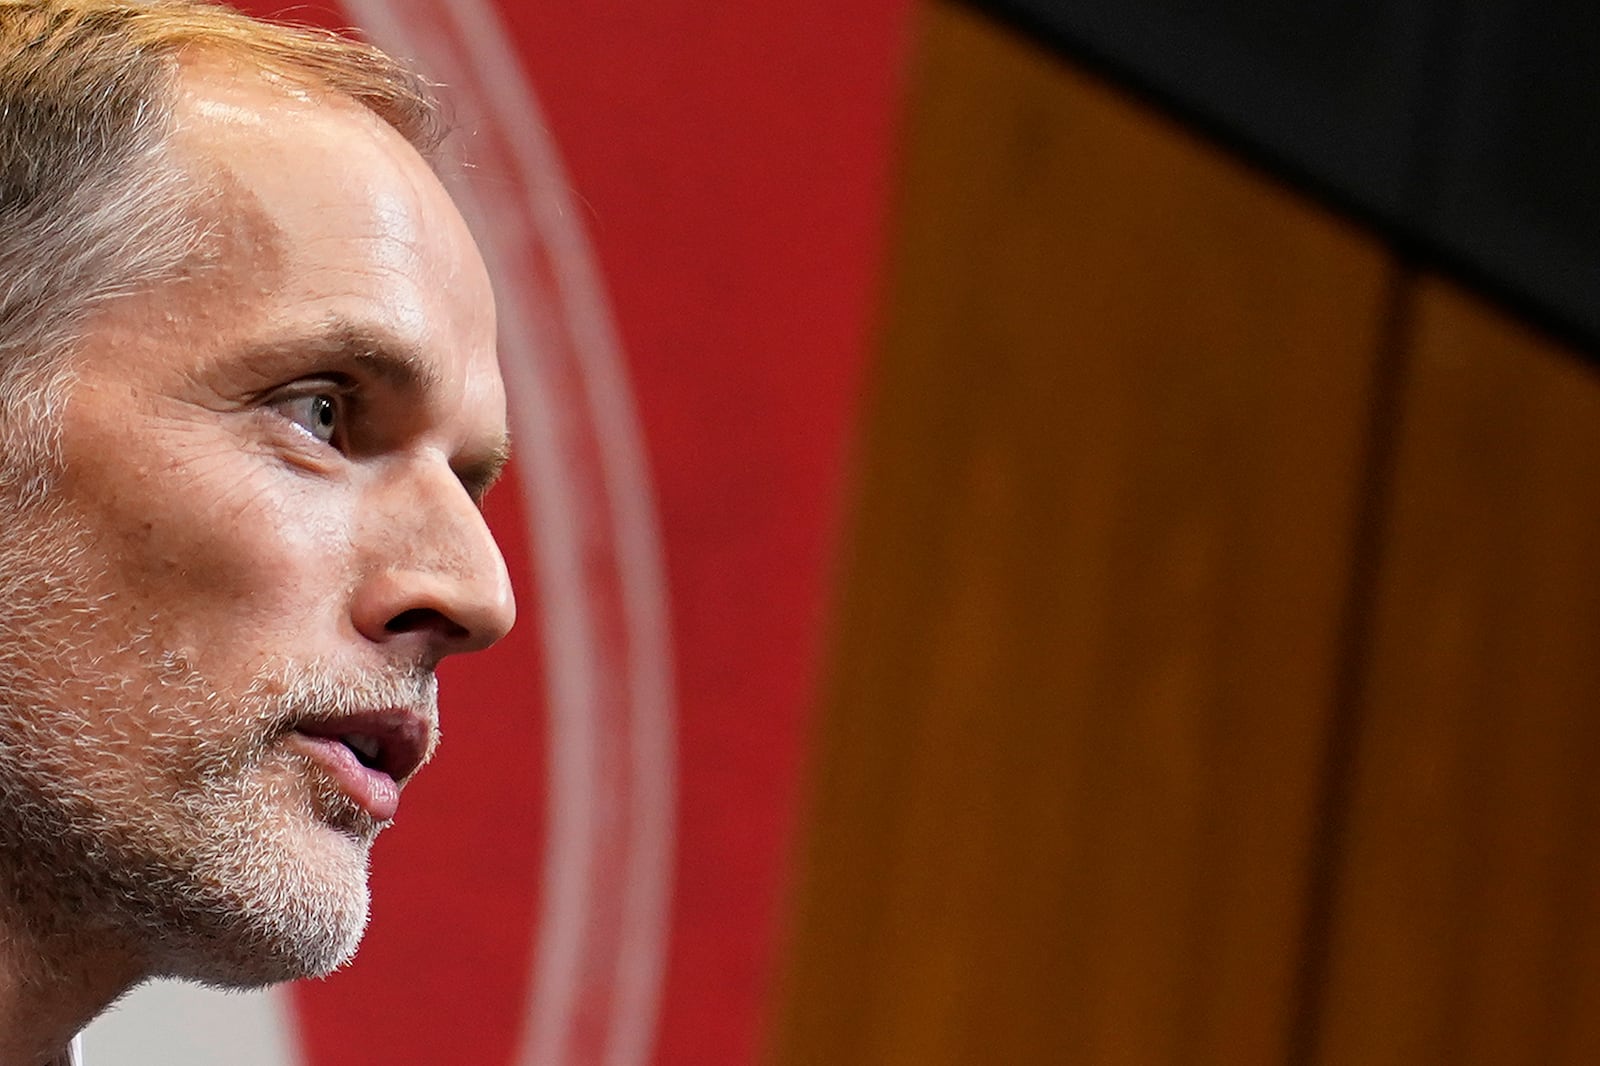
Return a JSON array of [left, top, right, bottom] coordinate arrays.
[[350, 462, 516, 662]]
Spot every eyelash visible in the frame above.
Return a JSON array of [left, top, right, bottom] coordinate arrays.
[[269, 379, 357, 449]]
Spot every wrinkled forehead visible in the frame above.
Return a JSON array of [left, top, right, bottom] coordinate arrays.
[[156, 59, 500, 390]]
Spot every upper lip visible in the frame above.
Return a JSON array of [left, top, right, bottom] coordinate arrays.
[[291, 707, 435, 783]]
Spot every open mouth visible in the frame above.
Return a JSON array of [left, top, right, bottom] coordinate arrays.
[[293, 709, 432, 783], [285, 707, 436, 822]]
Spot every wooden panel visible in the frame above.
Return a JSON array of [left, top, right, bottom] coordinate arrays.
[[769, 4, 1395, 1065], [1314, 280, 1600, 1066]]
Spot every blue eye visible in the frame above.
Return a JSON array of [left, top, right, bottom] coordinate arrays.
[[280, 392, 340, 444]]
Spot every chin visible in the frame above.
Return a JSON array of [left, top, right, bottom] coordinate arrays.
[[115, 761, 383, 989], [148, 825, 377, 988]]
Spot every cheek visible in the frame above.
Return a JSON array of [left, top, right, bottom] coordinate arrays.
[[65, 451, 358, 655]]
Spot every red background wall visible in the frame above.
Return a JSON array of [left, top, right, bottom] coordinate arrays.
[[226, 2, 916, 1063]]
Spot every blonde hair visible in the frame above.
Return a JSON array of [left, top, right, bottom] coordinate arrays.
[[0, 0, 445, 486]]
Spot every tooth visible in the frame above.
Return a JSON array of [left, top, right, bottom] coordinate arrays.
[[342, 734, 381, 761]]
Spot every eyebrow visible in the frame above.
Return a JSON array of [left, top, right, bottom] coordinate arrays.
[[457, 433, 512, 503], [263, 322, 443, 392], [236, 320, 513, 500]]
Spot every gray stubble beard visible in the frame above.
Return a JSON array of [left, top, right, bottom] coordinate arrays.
[[0, 488, 438, 991]]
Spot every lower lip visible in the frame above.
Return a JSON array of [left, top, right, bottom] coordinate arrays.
[[285, 733, 401, 822]]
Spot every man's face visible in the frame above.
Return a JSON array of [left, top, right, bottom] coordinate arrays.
[[0, 65, 514, 985]]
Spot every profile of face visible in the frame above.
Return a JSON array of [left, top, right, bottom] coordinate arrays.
[[0, 63, 515, 986]]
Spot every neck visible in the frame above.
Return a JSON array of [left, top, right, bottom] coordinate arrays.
[[0, 886, 142, 1066]]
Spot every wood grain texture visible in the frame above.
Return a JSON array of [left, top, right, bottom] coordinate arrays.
[[768, 3, 1395, 1064], [1313, 279, 1600, 1066]]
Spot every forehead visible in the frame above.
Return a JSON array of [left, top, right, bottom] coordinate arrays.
[[154, 59, 503, 421]]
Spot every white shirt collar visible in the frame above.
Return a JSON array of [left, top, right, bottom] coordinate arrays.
[[50, 1032, 83, 1066]]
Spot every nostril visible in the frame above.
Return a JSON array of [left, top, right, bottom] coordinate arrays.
[[385, 607, 469, 640]]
